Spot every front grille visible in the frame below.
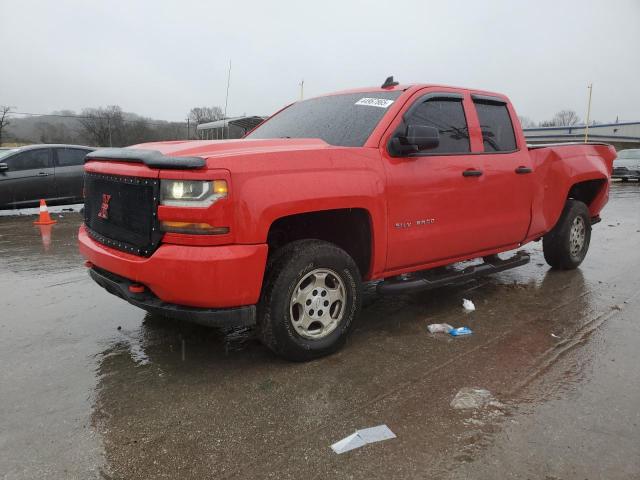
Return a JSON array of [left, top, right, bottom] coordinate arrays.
[[84, 172, 162, 256]]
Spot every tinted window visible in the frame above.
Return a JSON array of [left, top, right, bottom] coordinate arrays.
[[405, 98, 470, 154], [0, 148, 19, 159], [55, 148, 89, 167], [474, 101, 517, 152], [7, 149, 51, 171], [615, 158, 638, 168], [246, 91, 402, 147], [618, 149, 640, 159]]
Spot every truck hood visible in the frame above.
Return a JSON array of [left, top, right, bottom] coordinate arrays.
[[130, 138, 333, 162]]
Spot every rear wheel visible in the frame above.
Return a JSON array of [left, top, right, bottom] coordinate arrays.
[[258, 240, 362, 361], [543, 200, 591, 269]]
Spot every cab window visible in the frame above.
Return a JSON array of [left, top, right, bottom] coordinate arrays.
[[7, 149, 51, 171], [55, 148, 89, 167], [404, 98, 470, 154], [473, 100, 517, 152]]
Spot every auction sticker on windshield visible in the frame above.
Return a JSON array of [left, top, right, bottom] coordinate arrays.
[[355, 98, 395, 108]]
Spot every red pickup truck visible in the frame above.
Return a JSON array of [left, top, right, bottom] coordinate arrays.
[[79, 78, 616, 361]]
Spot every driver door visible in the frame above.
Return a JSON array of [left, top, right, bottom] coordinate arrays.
[[382, 92, 497, 271]]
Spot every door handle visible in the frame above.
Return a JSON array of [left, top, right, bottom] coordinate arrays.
[[37, 172, 50, 177], [462, 169, 483, 177], [515, 166, 532, 174]]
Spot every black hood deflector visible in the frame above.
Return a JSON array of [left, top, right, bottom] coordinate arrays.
[[86, 148, 206, 169]]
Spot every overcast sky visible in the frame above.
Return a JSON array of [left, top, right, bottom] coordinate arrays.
[[1, 0, 639, 124]]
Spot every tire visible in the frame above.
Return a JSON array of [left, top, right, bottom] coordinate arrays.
[[258, 239, 362, 361], [543, 199, 591, 270]]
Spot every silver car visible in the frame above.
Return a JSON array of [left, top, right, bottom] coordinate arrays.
[[0, 144, 94, 209], [612, 149, 640, 182]]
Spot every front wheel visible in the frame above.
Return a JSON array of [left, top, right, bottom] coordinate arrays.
[[543, 199, 591, 270], [258, 240, 362, 361]]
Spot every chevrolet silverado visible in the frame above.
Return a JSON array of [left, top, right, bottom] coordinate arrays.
[[79, 78, 616, 361]]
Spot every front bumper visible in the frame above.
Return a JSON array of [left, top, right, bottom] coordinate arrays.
[[78, 225, 268, 309], [89, 267, 256, 327]]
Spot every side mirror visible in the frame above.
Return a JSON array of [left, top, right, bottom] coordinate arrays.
[[406, 125, 439, 150], [0, 163, 8, 172], [388, 125, 440, 156]]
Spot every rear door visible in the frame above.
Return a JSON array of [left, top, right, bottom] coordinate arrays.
[[54, 147, 91, 199], [471, 95, 534, 246], [0, 148, 55, 207]]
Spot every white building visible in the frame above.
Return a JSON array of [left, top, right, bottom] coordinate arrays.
[[524, 121, 640, 150], [196, 116, 266, 140]]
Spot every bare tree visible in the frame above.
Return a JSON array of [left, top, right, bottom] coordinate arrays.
[[155, 121, 189, 141], [36, 121, 77, 144], [518, 116, 536, 128], [552, 110, 580, 126], [188, 106, 224, 126], [77, 105, 124, 146], [187, 106, 225, 139], [0, 105, 13, 146], [6, 107, 190, 145], [125, 118, 152, 145]]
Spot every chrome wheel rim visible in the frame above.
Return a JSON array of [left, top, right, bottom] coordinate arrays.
[[289, 268, 346, 340], [569, 216, 586, 257]]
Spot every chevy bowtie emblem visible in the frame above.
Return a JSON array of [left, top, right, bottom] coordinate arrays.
[[97, 194, 112, 219]]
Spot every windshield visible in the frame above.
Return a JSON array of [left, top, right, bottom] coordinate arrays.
[[617, 149, 640, 159], [246, 91, 402, 147], [0, 148, 18, 159]]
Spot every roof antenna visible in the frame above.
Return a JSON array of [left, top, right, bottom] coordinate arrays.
[[381, 76, 399, 89], [223, 59, 231, 139]]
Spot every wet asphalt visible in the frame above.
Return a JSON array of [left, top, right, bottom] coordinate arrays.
[[1, 183, 639, 479]]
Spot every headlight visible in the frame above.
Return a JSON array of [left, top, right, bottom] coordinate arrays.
[[160, 180, 228, 207]]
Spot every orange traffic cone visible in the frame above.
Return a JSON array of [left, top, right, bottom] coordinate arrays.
[[33, 199, 57, 225]]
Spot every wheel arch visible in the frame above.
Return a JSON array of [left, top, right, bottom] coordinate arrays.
[[567, 178, 608, 209], [266, 208, 374, 279]]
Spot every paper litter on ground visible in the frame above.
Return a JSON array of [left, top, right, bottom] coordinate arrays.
[[450, 387, 499, 409], [427, 323, 454, 334], [330, 425, 396, 454], [462, 299, 476, 311]]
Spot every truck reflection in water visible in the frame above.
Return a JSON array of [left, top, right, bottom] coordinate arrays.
[[89, 264, 598, 479]]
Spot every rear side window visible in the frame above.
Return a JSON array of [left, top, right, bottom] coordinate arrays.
[[405, 99, 470, 154], [474, 101, 517, 152], [617, 150, 640, 160], [616, 158, 637, 167], [55, 148, 89, 167], [7, 149, 51, 171]]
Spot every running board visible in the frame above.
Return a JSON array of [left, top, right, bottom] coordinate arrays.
[[377, 251, 530, 295]]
